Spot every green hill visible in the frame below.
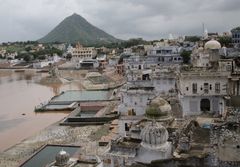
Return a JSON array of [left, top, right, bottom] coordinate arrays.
[[38, 13, 120, 45]]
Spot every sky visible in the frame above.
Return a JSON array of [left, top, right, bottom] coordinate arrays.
[[0, 0, 240, 42]]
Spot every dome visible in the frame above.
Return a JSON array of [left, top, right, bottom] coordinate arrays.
[[145, 97, 171, 118], [198, 47, 204, 51], [204, 39, 221, 50], [55, 149, 70, 166], [140, 122, 169, 150]]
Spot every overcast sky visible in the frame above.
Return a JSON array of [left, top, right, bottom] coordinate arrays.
[[0, 0, 240, 42]]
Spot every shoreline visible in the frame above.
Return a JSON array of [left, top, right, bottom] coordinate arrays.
[[0, 117, 104, 167]]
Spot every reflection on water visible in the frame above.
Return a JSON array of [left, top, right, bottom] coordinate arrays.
[[0, 69, 81, 151], [46, 83, 62, 96], [21, 145, 79, 167], [0, 118, 26, 132]]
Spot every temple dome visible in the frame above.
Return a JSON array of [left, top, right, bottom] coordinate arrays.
[[198, 47, 204, 51], [140, 122, 169, 150], [55, 149, 70, 166], [204, 39, 221, 50], [145, 97, 171, 118]]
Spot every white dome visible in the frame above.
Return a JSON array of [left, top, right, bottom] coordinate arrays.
[[204, 39, 221, 50], [198, 47, 204, 51], [55, 149, 70, 166], [140, 122, 169, 150]]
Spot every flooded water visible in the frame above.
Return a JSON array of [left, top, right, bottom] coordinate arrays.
[[0, 69, 82, 151], [20, 145, 79, 167], [51, 90, 110, 102]]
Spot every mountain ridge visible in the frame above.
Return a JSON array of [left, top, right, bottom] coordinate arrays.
[[38, 13, 120, 45]]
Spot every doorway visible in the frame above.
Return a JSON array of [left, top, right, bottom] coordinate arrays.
[[200, 99, 211, 112]]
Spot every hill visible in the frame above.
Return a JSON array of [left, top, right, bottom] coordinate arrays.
[[38, 13, 120, 45]]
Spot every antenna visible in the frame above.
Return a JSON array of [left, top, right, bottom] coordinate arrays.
[[202, 22, 205, 37]]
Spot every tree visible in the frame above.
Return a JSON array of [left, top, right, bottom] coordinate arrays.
[[23, 54, 31, 62], [180, 50, 191, 64], [25, 46, 32, 52], [66, 53, 72, 60], [38, 55, 46, 60], [185, 36, 201, 42], [218, 36, 232, 47]]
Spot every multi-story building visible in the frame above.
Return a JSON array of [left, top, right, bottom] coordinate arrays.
[[67, 42, 97, 69], [147, 46, 183, 64], [178, 69, 230, 116], [191, 39, 221, 67], [231, 27, 240, 47], [71, 42, 97, 62], [178, 39, 237, 116], [118, 55, 178, 115]]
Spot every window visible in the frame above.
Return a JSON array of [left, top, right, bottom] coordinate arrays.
[[215, 83, 220, 93], [169, 79, 174, 84], [204, 83, 209, 94], [192, 83, 197, 94], [226, 65, 232, 71], [186, 87, 189, 91]]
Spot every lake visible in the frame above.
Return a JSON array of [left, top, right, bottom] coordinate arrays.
[[0, 69, 82, 151]]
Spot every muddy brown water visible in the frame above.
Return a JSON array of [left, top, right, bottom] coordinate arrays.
[[0, 69, 83, 151]]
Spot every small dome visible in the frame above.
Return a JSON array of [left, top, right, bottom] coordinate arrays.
[[198, 47, 204, 51], [145, 97, 171, 118], [55, 149, 70, 166], [140, 122, 169, 150], [204, 39, 221, 50]]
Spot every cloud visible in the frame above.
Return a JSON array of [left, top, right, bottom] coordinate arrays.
[[0, 0, 239, 42]]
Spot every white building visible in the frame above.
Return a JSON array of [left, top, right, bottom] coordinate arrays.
[[147, 46, 183, 64], [67, 42, 97, 69], [178, 39, 234, 116], [33, 61, 53, 68], [118, 84, 156, 115], [191, 39, 222, 67], [178, 70, 229, 116], [123, 48, 132, 54]]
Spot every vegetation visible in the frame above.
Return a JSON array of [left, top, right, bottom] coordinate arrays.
[[231, 27, 240, 32], [38, 13, 120, 45], [14, 46, 62, 62], [218, 36, 232, 47], [23, 54, 32, 62], [180, 50, 192, 64], [185, 36, 201, 42], [98, 38, 150, 49]]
